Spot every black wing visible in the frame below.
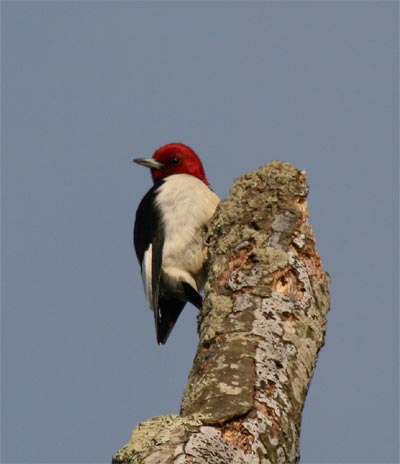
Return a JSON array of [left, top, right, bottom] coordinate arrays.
[[134, 183, 164, 312], [133, 183, 162, 266]]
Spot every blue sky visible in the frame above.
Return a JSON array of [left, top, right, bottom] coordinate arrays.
[[1, 2, 398, 463]]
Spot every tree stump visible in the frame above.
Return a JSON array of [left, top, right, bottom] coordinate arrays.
[[113, 161, 330, 464]]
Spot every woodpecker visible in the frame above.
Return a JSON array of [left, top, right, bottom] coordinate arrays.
[[133, 143, 220, 345]]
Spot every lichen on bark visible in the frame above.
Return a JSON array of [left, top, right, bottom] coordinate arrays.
[[113, 161, 330, 464]]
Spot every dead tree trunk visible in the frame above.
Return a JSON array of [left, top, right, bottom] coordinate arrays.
[[113, 161, 330, 464]]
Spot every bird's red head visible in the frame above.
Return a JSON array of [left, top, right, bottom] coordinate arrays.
[[134, 143, 210, 185]]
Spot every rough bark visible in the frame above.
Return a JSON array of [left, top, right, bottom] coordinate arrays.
[[113, 161, 330, 464]]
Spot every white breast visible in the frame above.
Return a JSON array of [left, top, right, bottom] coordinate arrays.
[[156, 174, 220, 294]]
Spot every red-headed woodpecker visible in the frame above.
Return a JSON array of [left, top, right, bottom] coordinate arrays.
[[133, 143, 220, 344]]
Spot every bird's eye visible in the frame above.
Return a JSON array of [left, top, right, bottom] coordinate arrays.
[[170, 157, 181, 165]]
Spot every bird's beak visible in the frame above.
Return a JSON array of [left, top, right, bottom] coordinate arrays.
[[133, 158, 164, 170]]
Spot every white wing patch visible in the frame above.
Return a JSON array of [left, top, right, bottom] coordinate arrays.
[[142, 245, 155, 311], [155, 175, 220, 294]]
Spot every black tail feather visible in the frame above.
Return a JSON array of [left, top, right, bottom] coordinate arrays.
[[156, 284, 202, 345], [156, 298, 186, 345], [182, 283, 203, 309]]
